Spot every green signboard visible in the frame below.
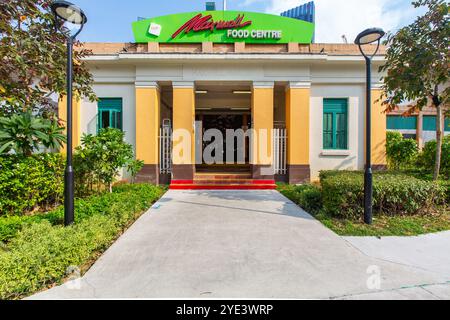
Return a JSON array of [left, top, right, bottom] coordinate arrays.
[[132, 11, 315, 44]]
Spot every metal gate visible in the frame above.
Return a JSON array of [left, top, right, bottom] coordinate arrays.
[[159, 127, 172, 174], [273, 128, 287, 175]]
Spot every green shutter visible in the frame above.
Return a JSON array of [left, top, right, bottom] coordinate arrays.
[[323, 99, 348, 150], [98, 98, 123, 132], [323, 113, 333, 149], [386, 115, 417, 130], [423, 116, 437, 131], [423, 116, 450, 132]]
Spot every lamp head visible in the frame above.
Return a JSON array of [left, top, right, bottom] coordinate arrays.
[[51, 1, 87, 25], [355, 28, 385, 46]]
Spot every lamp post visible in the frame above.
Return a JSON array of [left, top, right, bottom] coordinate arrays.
[[354, 28, 385, 225], [51, 1, 87, 226]]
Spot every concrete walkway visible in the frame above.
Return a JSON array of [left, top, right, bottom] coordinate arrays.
[[30, 190, 450, 300]]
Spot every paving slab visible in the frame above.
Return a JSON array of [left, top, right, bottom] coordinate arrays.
[[29, 190, 450, 300], [344, 232, 450, 277]]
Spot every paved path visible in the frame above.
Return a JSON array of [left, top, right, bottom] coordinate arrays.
[[30, 190, 450, 300]]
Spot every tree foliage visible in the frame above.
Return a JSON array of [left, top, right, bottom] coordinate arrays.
[[74, 128, 141, 195], [0, 0, 96, 116], [380, 0, 449, 179], [0, 112, 66, 156]]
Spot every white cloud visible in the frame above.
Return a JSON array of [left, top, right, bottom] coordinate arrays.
[[238, 0, 421, 43]]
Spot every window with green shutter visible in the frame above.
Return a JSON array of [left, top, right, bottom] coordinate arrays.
[[323, 99, 348, 150], [423, 116, 450, 132], [97, 98, 123, 132], [387, 115, 417, 130]]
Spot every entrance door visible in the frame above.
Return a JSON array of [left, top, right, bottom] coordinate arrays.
[[196, 113, 251, 170]]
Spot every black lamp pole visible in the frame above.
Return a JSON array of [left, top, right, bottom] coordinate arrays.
[[355, 28, 385, 225], [51, 1, 87, 226], [65, 35, 74, 226], [364, 54, 373, 225]]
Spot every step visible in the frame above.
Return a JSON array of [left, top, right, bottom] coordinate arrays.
[[170, 184, 277, 190], [170, 179, 276, 190], [194, 173, 252, 180]]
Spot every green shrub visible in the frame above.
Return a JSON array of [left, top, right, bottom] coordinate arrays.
[[417, 135, 450, 178], [0, 184, 164, 243], [320, 171, 446, 219], [278, 184, 323, 214], [74, 128, 142, 196], [0, 153, 64, 215], [386, 131, 418, 170], [0, 112, 65, 156], [0, 183, 164, 299]]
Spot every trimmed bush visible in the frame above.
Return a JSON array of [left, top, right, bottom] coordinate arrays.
[[417, 135, 450, 178], [0, 184, 164, 243], [320, 171, 447, 219], [0, 153, 64, 215], [278, 184, 322, 214], [0, 184, 164, 299], [386, 131, 418, 170]]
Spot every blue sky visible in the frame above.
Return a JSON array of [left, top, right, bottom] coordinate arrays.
[[74, 0, 424, 43]]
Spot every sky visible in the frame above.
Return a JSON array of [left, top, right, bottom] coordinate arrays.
[[73, 0, 425, 43]]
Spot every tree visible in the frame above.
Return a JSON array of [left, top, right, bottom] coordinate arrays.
[[74, 128, 137, 194], [0, 112, 66, 155], [0, 0, 96, 116], [380, 0, 449, 180]]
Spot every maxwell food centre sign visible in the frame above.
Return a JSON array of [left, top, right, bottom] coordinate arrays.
[[132, 11, 315, 44]]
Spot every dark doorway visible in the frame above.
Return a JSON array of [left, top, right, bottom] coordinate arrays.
[[196, 113, 251, 171]]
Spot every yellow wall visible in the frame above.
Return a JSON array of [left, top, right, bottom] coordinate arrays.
[[135, 86, 160, 164], [173, 87, 195, 165], [286, 87, 310, 165], [251, 87, 274, 165], [58, 96, 81, 152], [370, 89, 387, 165]]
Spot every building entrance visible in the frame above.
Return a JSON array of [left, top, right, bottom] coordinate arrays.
[[196, 113, 251, 172]]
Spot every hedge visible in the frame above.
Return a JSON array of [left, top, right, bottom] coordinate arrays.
[[0, 184, 165, 300], [0, 154, 64, 216], [278, 184, 322, 214], [320, 171, 447, 219]]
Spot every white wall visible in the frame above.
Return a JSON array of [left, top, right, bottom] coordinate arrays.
[[81, 83, 136, 151], [80, 83, 136, 181], [310, 84, 365, 180]]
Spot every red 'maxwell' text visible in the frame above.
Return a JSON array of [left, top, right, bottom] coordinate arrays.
[[171, 14, 252, 39]]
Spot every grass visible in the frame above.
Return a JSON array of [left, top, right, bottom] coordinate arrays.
[[314, 209, 450, 237], [277, 182, 450, 237], [0, 183, 166, 300]]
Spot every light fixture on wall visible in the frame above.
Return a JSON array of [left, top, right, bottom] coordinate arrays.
[[51, 0, 87, 227], [231, 107, 251, 111], [354, 27, 385, 226], [195, 90, 208, 94], [233, 90, 252, 94]]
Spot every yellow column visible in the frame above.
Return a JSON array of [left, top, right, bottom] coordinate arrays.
[[370, 89, 387, 167], [58, 95, 81, 152], [136, 84, 160, 165], [172, 82, 195, 180], [251, 82, 274, 179], [285, 83, 311, 183]]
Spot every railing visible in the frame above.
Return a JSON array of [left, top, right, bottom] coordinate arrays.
[[273, 128, 287, 175], [159, 127, 173, 174]]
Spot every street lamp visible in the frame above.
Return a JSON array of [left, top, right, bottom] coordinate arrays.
[[355, 28, 385, 225], [51, 1, 87, 226]]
